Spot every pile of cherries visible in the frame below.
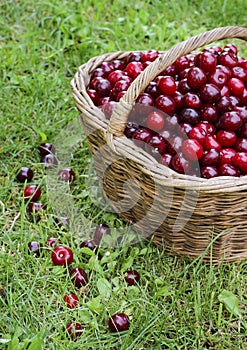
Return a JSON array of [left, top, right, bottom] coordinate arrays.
[[15, 147, 140, 339], [86, 44, 247, 178]]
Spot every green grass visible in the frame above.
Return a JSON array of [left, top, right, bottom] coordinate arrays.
[[1, 0, 247, 349]]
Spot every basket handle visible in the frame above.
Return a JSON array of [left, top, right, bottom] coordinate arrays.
[[107, 26, 247, 137]]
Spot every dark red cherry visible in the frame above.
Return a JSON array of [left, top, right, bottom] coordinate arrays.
[[181, 139, 203, 160], [155, 95, 175, 115], [80, 239, 97, 251], [146, 111, 165, 132], [16, 167, 34, 182], [201, 166, 219, 178], [234, 138, 247, 152], [219, 148, 236, 165], [198, 51, 217, 72], [200, 149, 220, 166], [102, 101, 117, 119], [187, 67, 207, 89], [179, 108, 201, 125], [70, 267, 88, 288], [125, 61, 144, 79], [132, 128, 153, 148], [200, 104, 218, 123], [218, 163, 239, 177], [160, 153, 173, 167], [124, 270, 140, 286], [157, 76, 177, 95], [24, 185, 41, 202], [219, 111, 242, 131], [216, 130, 237, 148], [58, 168, 76, 183], [46, 237, 60, 247], [28, 241, 41, 257], [51, 246, 73, 266], [108, 313, 130, 332], [65, 322, 83, 340], [28, 202, 46, 214], [199, 83, 221, 104], [233, 152, 247, 172], [39, 143, 55, 156], [41, 154, 58, 167], [94, 223, 111, 245], [171, 153, 191, 174], [64, 293, 79, 309]]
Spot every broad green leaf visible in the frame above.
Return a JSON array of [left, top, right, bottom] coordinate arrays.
[[97, 277, 112, 299], [155, 286, 172, 298], [27, 336, 44, 350], [86, 295, 103, 314], [120, 256, 134, 273], [218, 290, 242, 318]]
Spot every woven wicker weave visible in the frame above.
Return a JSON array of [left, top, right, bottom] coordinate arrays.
[[71, 26, 247, 263]]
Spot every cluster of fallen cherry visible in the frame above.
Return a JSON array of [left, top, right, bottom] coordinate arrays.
[[15, 142, 140, 339]]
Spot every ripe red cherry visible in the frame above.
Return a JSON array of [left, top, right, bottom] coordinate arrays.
[[58, 168, 76, 183], [108, 313, 130, 332], [24, 185, 42, 202], [125, 61, 144, 79], [160, 153, 173, 167], [182, 139, 203, 160], [41, 154, 58, 167], [184, 92, 202, 109], [233, 152, 247, 172], [124, 122, 139, 138], [218, 163, 239, 176], [64, 293, 79, 309], [124, 270, 140, 286], [189, 126, 206, 146], [86, 89, 99, 105], [17, 167, 34, 182], [28, 202, 46, 214], [108, 70, 126, 85], [174, 55, 191, 73], [232, 66, 247, 83], [46, 237, 60, 247], [65, 322, 83, 340], [157, 76, 177, 95], [200, 104, 218, 123], [141, 49, 159, 62], [146, 111, 165, 132], [80, 239, 97, 251], [220, 111, 242, 131], [227, 77, 245, 97], [145, 135, 166, 160], [51, 246, 73, 266], [201, 166, 219, 178], [216, 130, 237, 148], [200, 149, 220, 166], [187, 67, 207, 89], [70, 267, 88, 288], [207, 68, 227, 88], [198, 51, 217, 72], [95, 78, 111, 97], [155, 95, 175, 115], [171, 153, 191, 174], [204, 136, 221, 151], [28, 241, 41, 257], [39, 143, 55, 156], [234, 138, 247, 152], [218, 51, 238, 68], [180, 108, 201, 125], [132, 128, 153, 148], [219, 148, 236, 165], [94, 223, 111, 245], [199, 83, 221, 104]]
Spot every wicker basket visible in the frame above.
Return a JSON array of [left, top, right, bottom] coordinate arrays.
[[71, 26, 247, 263]]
